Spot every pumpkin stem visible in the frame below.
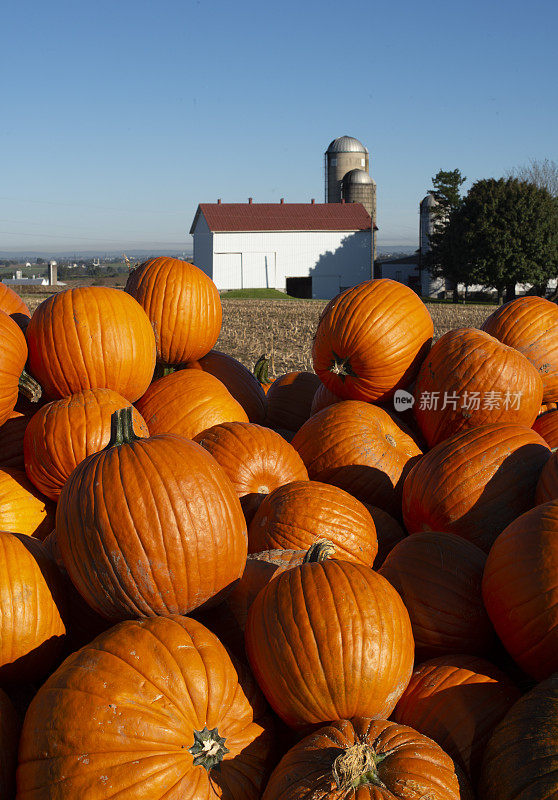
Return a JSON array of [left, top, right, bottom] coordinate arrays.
[[153, 363, 177, 381], [18, 368, 42, 402], [332, 742, 387, 790], [303, 540, 336, 563], [189, 726, 230, 772], [106, 407, 140, 448], [329, 352, 357, 381]]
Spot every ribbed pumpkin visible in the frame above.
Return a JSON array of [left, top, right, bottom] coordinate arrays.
[[136, 369, 249, 439], [125, 256, 222, 365], [482, 499, 558, 680], [312, 278, 434, 403], [26, 286, 156, 402], [56, 407, 247, 622], [0, 531, 66, 684], [262, 717, 470, 800], [0, 410, 29, 468], [0, 687, 20, 799], [413, 328, 543, 447], [379, 532, 495, 659], [0, 309, 29, 427], [481, 295, 558, 403], [248, 480, 378, 567], [478, 673, 558, 800], [16, 616, 276, 800], [310, 382, 342, 415], [291, 400, 422, 516], [393, 656, 521, 786], [193, 422, 308, 524], [533, 407, 558, 448], [362, 503, 406, 567], [0, 467, 55, 539], [536, 450, 558, 503], [0, 281, 30, 324], [245, 550, 414, 728], [24, 389, 149, 501], [402, 423, 550, 552], [186, 350, 267, 424], [265, 371, 322, 432]]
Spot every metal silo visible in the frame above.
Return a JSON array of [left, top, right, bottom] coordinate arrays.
[[324, 136, 369, 203], [342, 168, 376, 220], [419, 193, 437, 256]]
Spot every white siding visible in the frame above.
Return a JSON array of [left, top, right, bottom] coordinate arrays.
[[214, 253, 242, 290]]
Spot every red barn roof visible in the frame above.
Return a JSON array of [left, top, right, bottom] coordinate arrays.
[[190, 202, 375, 234]]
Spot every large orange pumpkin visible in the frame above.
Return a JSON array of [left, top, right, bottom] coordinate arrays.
[[312, 278, 434, 403], [135, 369, 249, 439], [248, 480, 378, 566], [536, 450, 558, 503], [26, 286, 156, 402], [413, 328, 543, 447], [24, 389, 148, 500], [0, 281, 30, 329], [262, 717, 471, 800], [0, 467, 55, 539], [0, 687, 20, 799], [125, 256, 222, 365], [478, 673, 558, 800], [393, 655, 521, 786], [292, 400, 422, 516], [56, 407, 247, 621], [265, 371, 322, 432], [379, 532, 495, 659], [0, 531, 66, 684], [533, 407, 558, 448], [0, 309, 28, 427], [186, 350, 267, 424], [193, 422, 308, 523], [482, 295, 558, 403], [362, 503, 406, 567], [482, 499, 558, 680], [245, 552, 414, 728], [17, 616, 276, 800], [402, 423, 550, 552]]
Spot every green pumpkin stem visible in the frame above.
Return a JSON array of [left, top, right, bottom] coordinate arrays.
[[18, 369, 42, 402], [106, 406, 140, 449], [303, 540, 336, 563], [332, 742, 388, 790], [189, 726, 229, 772], [153, 363, 177, 381]]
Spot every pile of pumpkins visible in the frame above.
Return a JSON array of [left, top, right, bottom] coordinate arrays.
[[0, 257, 557, 799]]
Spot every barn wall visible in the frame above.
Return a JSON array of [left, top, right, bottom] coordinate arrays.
[[192, 215, 214, 278]]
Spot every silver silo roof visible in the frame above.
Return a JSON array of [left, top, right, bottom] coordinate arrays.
[[326, 136, 368, 154], [343, 168, 375, 185]]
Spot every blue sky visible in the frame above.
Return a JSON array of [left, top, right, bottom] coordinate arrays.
[[2, 0, 557, 252]]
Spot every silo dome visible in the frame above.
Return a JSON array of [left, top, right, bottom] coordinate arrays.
[[421, 193, 437, 208], [326, 136, 368, 154], [343, 168, 376, 185]]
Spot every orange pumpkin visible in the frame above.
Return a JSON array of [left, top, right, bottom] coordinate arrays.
[[26, 286, 156, 402], [262, 717, 470, 800], [245, 551, 414, 728], [186, 350, 267, 424], [0, 531, 66, 684], [292, 400, 422, 516], [393, 655, 521, 786], [24, 389, 148, 500], [379, 532, 495, 659], [0, 281, 30, 332], [536, 450, 558, 503], [248, 480, 378, 567], [56, 407, 248, 621], [482, 295, 558, 403], [17, 616, 276, 800], [414, 328, 543, 447], [0, 467, 55, 539], [312, 278, 434, 403], [265, 371, 322, 432], [310, 382, 343, 415], [482, 499, 558, 680], [125, 256, 222, 364], [0, 309, 28, 427], [362, 503, 406, 567], [533, 407, 558, 448], [403, 423, 550, 552], [193, 422, 308, 524], [0, 410, 29, 468], [136, 369, 249, 439]]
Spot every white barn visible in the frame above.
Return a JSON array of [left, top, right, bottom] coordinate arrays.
[[189, 200, 376, 299]]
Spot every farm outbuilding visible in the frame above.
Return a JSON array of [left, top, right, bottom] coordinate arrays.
[[189, 200, 376, 299]]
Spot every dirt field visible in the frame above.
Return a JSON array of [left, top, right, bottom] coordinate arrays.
[[19, 289, 493, 376]]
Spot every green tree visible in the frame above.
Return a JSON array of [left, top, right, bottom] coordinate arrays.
[[455, 178, 558, 304], [425, 169, 468, 302]]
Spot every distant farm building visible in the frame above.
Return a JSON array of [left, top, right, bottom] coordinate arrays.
[[190, 200, 376, 299]]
